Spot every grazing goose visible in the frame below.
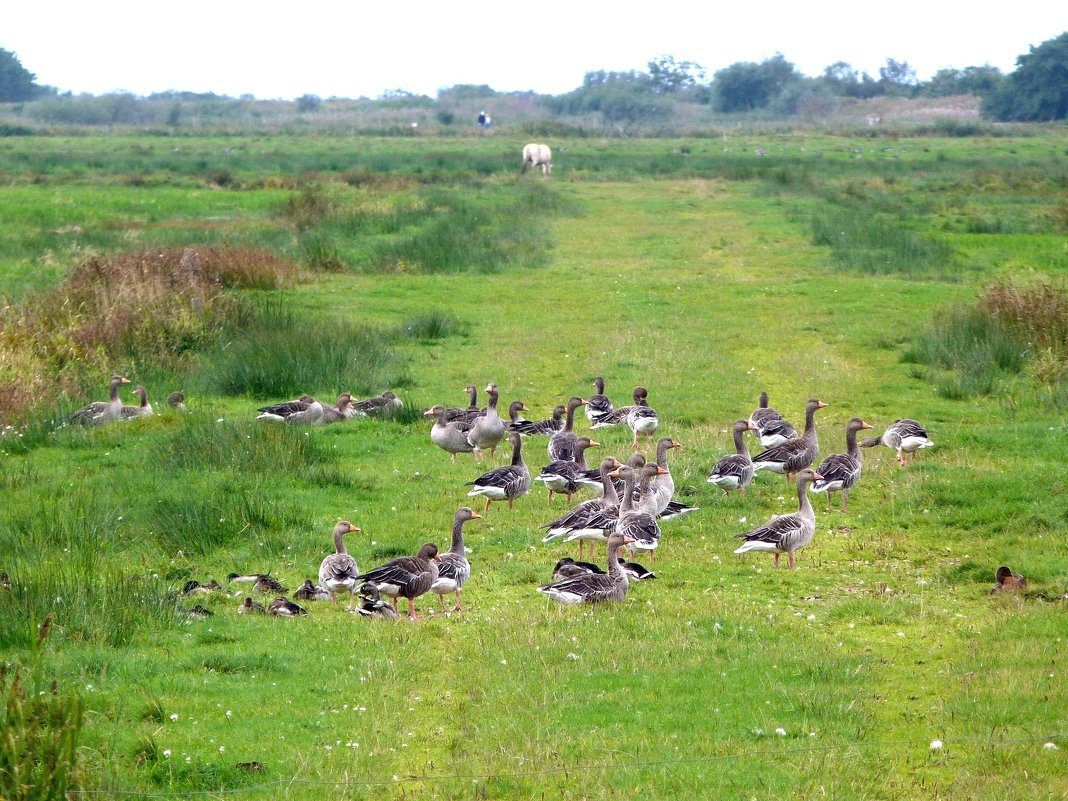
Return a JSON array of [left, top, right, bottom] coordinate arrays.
[[71, 375, 131, 426], [590, 386, 647, 429], [752, 399, 828, 484], [256, 394, 315, 421], [355, 543, 442, 620], [585, 377, 614, 424], [293, 579, 333, 602], [626, 390, 660, 451], [812, 417, 874, 511], [317, 521, 362, 610], [861, 419, 934, 466], [430, 507, 482, 612], [536, 532, 636, 605], [610, 464, 667, 559], [167, 391, 188, 412], [465, 432, 531, 511], [734, 468, 823, 569], [550, 557, 606, 582], [649, 437, 682, 515], [708, 419, 759, 496], [991, 566, 1027, 594], [534, 436, 599, 504], [352, 391, 403, 417], [237, 597, 266, 614], [267, 597, 308, 617], [227, 572, 286, 595], [510, 404, 566, 436], [617, 557, 657, 582], [356, 583, 400, 619], [466, 384, 507, 461], [547, 396, 588, 462], [121, 385, 154, 419], [544, 457, 623, 559], [426, 405, 477, 462]]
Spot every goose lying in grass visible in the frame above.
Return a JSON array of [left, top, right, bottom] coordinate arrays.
[[537, 533, 636, 605], [812, 417, 874, 511], [256, 394, 315, 420], [708, 419, 758, 496], [355, 543, 442, 620], [167, 391, 188, 411], [617, 557, 657, 582], [734, 468, 822, 569], [238, 597, 266, 614], [356, 583, 400, 619], [268, 597, 307, 617], [550, 557, 606, 581], [71, 375, 130, 426], [352, 391, 403, 417], [294, 580, 332, 602], [466, 432, 530, 512], [430, 507, 481, 613], [318, 521, 362, 610], [227, 572, 286, 595], [991, 566, 1027, 593], [121, 385, 153, 418], [752, 399, 828, 484], [861, 419, 934, 466], [181, 579, 222, 596]]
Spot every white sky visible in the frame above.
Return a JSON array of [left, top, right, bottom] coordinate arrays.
[[5, 1, 1065, 100]]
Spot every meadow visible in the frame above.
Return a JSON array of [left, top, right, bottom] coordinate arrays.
[[0, 129, 1066, 800]]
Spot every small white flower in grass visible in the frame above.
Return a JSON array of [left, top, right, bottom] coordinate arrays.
[[775, 728, 787, 736], [897, 631, 905, 638], [1043, 742, 1058, 750], [170, 714, 179, 722], [930, 739, 943, 750], [218, 746, 225, 754], [739, 517, 747, 524], [566, 653, 580, 660], [500, 659, 507, 665], [163, 749, 172, 758], [225, 710, 232, 719], [807, 614, 816, 621]]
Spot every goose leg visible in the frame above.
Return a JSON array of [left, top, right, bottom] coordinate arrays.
[[788, 551, 797, 570], [841, 489, 850, 513], [407, 598, 420, 620], [773, 553, 781, 568], [453, 590, 462, 612], [483, 498, 492, 513]]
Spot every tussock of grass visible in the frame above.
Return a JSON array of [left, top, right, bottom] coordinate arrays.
[[397, 311, 467, 340]]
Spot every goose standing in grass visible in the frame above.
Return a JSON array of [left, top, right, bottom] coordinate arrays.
[[734, 468, 823, 569], [585, 377, 614, 424], [294, 579, 332, 602], [749, 392, 797, 447], [610, 464, 667, 559], [355, 543, 442, 620], [510, 404, 566, 436], [256, 394, 315, 421], [537, 533, 636, 605], [467, 384, 507, 461], [268, 597, 308, 617], [708, 419, 759, 496], [167, 391, 188, 412], [534, 436, 599, 504], [626, 389, 659, 451], [426, 405, 477, 462], [861, 419, 934, 466], [318, 520, 362, 610], [649, 437, 683, 515], [439, 385, 481, 424], [547, 396, 588, 462], [227, 572, 286, 595], [238, 597, 266, 614], [352, 390, 403, 417], [505, 400, 530, 429], [752, 399, 828, 484], [430, 507, 482, 613], [812, 417, 874, 512], [356, 583, 400, 619], [465, 432, 530, 512], [71, 375, 130, 426], [590, 386, 646, 429], [121, 385, 153, 419], [545, 457, 623, 559]]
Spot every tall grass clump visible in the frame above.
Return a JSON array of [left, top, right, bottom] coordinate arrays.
[[201, 302, 410, 399], [397, 311, 468, 341]]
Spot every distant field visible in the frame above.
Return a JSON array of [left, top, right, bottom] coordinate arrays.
[[0, 131, 1065, 800]]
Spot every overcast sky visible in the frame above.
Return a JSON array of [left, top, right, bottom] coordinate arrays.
[[6, 1, 1065, 100]]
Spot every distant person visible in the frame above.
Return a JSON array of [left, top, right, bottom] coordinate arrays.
[[478, 111, 491, 130]]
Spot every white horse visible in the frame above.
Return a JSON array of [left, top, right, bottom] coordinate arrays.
[[521, 143, 552, 175]]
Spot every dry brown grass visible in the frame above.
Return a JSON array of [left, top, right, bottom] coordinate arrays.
[[979, 279, 1068, 355], [0, 247, 301, 422]]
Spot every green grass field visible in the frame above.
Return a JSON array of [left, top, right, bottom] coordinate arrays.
[[1, 131, 1066, 800]]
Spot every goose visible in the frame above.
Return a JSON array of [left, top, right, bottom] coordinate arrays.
[[286, 399, 325, 425], [547, 396, 588, 462], [185, 604, 214, 619], [617, 557, 657, 582], [355, 543, 442, 620], [465, 432, 530, 512], [293, 579, 333, 602], [610, 464, 667, 559], [550, 557, 606, 582], [121, 385, 154, 418], [356, 583, 401, 619], [227, 572, 286, 595], [352, 391, 403, 417], [256, 394, 315, 421], [991, 566, 1027, 594], [510, 404, 566, 436], [425, 405, 476, 462], [318, 520, 362, 610], [267, 597, 308, 617], [436, 385, 481, 424], [534, 437, 599, 504], [626, 390, 660, 451], [237, 597, 266, 614], [320, 394, 356, 424], [811, 417, 874, 511], [544, 457, 622, 559], [181, 579, 222, 596], [430, 507, 482, 612], [860, 419, 934, 466], [734, 468, 823, 569], [585, 376, 614, 424], [466, 384, 507, 461], [649, 437, 682, 515], [71, 375, 130, 426], [749, 392, 798, 447], [752, 399, 828, 484], [708, 419, 759, 496], [748, 391, 780, 432], [590, 386, 647, 429], [536, 533, 636, 605], [505, 400, 529, 428], [167, 391, 188, 411]]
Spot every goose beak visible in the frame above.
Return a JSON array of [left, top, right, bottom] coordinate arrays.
[[578, 398, 588, 405], [622, 535, 637, 545], [350, 524, 361, 533], [121, 377, 131, 384], [747, 423, 759, 431], [812, 471, 825, 481], [817, 401, 829, 408], [655, 466, 669, 475], [433, 554, 442, 562], [588, 439, 600, 447], [607, 468, 621, 478], [470, 511, 482, 520], [861, 421, 874, 430], [671, 440, 682, 448], [423, 408, 436, 416]]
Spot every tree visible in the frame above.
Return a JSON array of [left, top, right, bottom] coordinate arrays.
[[0, 48, 40, 102], [983, 32, 1068, 121], [647, 55, 705, 94], [924, 65, 1004, 98], [295, 94, 322, 112], [820, 61, 883, 98], [712, 54, 802, 112], [879, 58, 918, 95], [549, 71, 663, 133]]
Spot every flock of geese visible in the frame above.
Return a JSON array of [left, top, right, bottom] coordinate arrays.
[[73, 374, 937, 618], [69, 375, 186, 425]]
